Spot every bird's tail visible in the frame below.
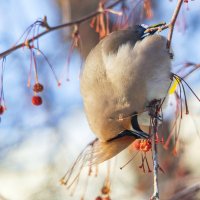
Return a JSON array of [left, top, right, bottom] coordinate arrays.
[[89, 136, 136, 164], [60, 136, 135, 189]]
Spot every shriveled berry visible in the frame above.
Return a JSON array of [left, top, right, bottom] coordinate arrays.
[[95, 196, 102, 200], [32, 96, 42, 106], [134, 139, 151, 153], [101, 186, 110, 195], [33, 83, 44, 93], [0, 105, 4, 115], [133, 140, 141, 150]]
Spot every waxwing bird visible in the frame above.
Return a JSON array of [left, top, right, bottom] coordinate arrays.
[[79, 25, 172, 164]]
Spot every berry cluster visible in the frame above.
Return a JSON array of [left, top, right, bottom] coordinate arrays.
[[134, 139, 152, 153], [32, 83, 44, 106]]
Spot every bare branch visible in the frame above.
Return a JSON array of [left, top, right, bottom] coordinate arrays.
[[150, 102, 160, 200], [0, 0, 124, 59], [167, 0, 184, 50], [169, 183, 200, 200], [151, 135, 159, 200], [145, 0, 184, 51], [0, 0, 185, 59]]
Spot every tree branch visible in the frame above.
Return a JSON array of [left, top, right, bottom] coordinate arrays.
[[0, 0, 124, 59], [151, 131, 159, 199], [0, 0, 184, 59], [169, 183, 200, 200], [145, 0, 184, 51], [150, 102, 160, 200], [167, 0, 184, 50]]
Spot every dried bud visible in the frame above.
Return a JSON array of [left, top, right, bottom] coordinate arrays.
[[33, 83, 44, 93], [32, 96, 42, 106], [101, 186, 110, 195], [95, 196, 102, 200]]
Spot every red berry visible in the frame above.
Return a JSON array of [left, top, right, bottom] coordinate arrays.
[[58, 82, 61, 87], [32, 96, 42, 106], [0, 105, 4, 115], [33, 83, 44, 93]]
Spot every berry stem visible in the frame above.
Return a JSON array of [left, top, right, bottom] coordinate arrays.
[[32, 51, 39, 83], [0, 0, 124, 59]]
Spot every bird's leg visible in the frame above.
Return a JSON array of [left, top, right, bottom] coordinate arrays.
[[147, 99, 163, 123]]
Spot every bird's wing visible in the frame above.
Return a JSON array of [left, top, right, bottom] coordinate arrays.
[[80, 26, 146, 141]]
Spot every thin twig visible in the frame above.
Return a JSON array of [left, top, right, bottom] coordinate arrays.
[[145, 0, 183, 52], [167, 0, 184, 50], [150, 103, 160, 200], [0, 0, 123, 59], [169, 183, 200, 200], [151, 136, 159, 199]]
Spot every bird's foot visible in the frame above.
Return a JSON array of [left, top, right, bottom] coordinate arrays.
[[146, 99, 163, 124]]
